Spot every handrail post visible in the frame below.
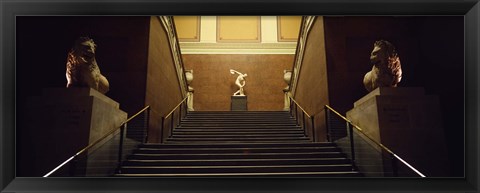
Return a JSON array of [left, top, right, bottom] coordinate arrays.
[[170, 112, 174, 138], [69, 156, 78, 177], [325, 107, 331, 142], [302, 112, 306, 136], [160, 117, 165, 143], [289, 98, 293, 116], [291, 102, 294, 117], [347, 122, 356, 170], [184, 99, 188, 116], [144, 107, 150, 143], [311, 115, 315, 142], [181, 101, 184, 116], [116, 123, 126, 174], [179, 104, 182, 127], [295, 106, 299, 126]]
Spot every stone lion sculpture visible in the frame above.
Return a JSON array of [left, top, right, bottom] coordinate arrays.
[[65, 37, 109, 94], [363, 40, 402, 92]]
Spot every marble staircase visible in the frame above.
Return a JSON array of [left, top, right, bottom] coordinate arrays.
[[115, 111, 362, 177]]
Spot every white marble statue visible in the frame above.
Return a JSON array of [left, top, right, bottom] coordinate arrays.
[[363, 40, 402, 92], [185, 70, 194, 111], [230, 69, 247, 96]]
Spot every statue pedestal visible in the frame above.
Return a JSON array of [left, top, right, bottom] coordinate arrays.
[[346, 87, 448, 176], [283, 91, 291, 111], [231, 95, 247, 111], [25, 88, 127, 176]]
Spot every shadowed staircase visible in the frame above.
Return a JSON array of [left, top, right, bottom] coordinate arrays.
[[115, 111, 362, 177]]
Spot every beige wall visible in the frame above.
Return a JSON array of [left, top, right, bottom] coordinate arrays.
[[277, 16, 302, 42], [292, 17, 329, 142], [174, 16, 301, 44], [182, 54, 294, 111], [174, 16, 200, 42], [175, 16, 300, 55], [217, 16, 261, 42], [145, 17, 184, 143]]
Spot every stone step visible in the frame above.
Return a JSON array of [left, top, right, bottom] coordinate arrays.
[[165, 140, 312, 144], [172, 130, 305, 135], [133, 146, 339, 154], [165, 136, 310, 142], [118, 164, 355, 174], [139, 142, 336, 148], [128, 152, 345, 160], [122, 157, 351, 166], [178, 124, 299, 128], [183, 115, 294, 119], [180, 120, 296, 123], [114, 171, 362, 177], [179, 122, 298, 126], [170, 134, 306, 138], [184, 116, 294, 118], [176, 125, 301, 129], [115, 110, 361, 177], [187, 111, 289, 114], [184, 115, 293, 118]]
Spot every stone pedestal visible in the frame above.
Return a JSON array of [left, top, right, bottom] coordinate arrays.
[[187, 91, 194, 111], [283, 70, 292, 111], [231, 95, 247, 111], [283, 91, 291, 111], [25, 88, 127, 176], [346, 87, 449, 176]]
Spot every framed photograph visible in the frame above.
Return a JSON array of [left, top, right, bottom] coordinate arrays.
[[1, 0, 479, 193]]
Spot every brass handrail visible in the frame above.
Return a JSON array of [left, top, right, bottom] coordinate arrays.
[[287, 95, 316, 141], [324, 105, 426, 177], [43, 106, 151, 177], [288, 96, 311, 118], [125, 106, 150, 124], [160, 96, 189, 143], [325, 105, 393, 154], [165, 96, 188, 118]]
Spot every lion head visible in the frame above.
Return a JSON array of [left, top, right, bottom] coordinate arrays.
[[363, 40, 402, 92], [72, 37, 96, 63]]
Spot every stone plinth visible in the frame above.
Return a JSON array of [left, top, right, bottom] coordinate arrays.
[[25, 88, 127, 176], [231, 95, 247, 111], [346, 87, 448, 176]]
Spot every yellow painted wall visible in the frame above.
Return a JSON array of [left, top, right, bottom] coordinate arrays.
[[173, 16, 200, 41], [174, 16, 301, 44], [217, 16, 261, 42], [278, 16, 302, 41]]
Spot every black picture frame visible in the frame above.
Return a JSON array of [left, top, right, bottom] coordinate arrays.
[[1, 0, 478, 192]]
